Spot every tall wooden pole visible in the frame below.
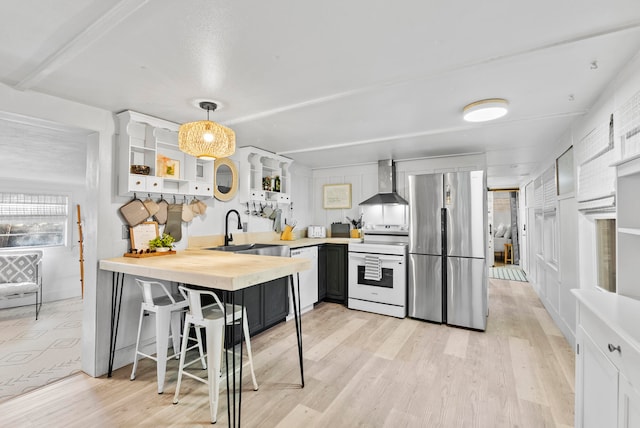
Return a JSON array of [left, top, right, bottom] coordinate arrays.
[[76, 204, 85, 298]]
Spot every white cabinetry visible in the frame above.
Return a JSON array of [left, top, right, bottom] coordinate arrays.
[[615, 155, 640, 299], [116, 111, 215, 198], [234, 146, 293, 204], [576, 325, 619, 427], [288, 246, 318, 320], [573, 290, 640, 428], [620, 373, 640, 427]]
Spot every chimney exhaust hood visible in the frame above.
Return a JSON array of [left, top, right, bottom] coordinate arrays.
[[359, 160, 408, 205]]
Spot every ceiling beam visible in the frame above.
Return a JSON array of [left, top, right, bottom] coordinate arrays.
[[278, 110, 586, 155], [14, 0, 149, 91]]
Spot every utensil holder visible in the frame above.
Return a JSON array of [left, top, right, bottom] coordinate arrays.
[[280, 225, 294, 241]]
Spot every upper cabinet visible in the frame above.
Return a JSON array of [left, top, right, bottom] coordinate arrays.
[[234, 146, 293, 204], [116, 111, 214, 198], [615, 154, 640, 300]]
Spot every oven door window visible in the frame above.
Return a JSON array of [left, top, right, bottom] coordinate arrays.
[[356, 266, 394, 288]]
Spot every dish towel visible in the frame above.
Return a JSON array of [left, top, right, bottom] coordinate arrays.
[[363, 255, 382, 281], [164, 204, 183, 242]]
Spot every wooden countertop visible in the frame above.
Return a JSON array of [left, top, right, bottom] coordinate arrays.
[[99, 250, 311, 292]]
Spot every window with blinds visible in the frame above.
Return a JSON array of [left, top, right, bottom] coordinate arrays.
[[0, 193, 69, 248]]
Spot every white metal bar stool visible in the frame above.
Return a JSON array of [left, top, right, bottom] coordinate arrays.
[[130, 279, 206, 394], [173, 286, 258, 424]]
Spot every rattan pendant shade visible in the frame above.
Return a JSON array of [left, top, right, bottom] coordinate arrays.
[[178, 101, 236, 159]]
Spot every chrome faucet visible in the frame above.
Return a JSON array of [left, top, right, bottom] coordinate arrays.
[[224, 209, 242, 246]]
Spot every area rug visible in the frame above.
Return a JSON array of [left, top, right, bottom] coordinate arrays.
[[489, 266, 528, 282], [0, 297, 82, 402]]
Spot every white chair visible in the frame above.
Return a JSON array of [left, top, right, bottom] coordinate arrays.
[[0, 250, 43, 319], [173, 286, 258, 424], [130, 279, 206, 394]]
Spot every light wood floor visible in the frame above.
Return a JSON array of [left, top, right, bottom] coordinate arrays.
[[0, 278, 575, 427]]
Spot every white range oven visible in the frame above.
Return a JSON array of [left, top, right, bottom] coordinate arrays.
[[348, 233, 408, 318]]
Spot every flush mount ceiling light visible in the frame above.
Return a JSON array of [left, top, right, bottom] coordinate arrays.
[[463, 98, 509, 122], [178, 101, 235, 160]]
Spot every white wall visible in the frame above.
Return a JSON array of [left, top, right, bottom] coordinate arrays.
[[311, 154, 486, 230], [522, 50, 640, 346], [172, 153, 312, 245]]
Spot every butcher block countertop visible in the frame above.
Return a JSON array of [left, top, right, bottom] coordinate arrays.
[[99, 249, 311, 292]]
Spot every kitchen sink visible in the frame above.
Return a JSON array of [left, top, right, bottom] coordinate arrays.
[[205, 243, 290, 257]]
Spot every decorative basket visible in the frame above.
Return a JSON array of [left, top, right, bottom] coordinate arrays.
[[130, 165, 151, 175]]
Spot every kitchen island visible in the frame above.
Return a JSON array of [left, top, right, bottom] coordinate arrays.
[[99, 250, 311, 427]]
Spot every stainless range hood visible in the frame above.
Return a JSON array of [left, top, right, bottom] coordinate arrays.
[[359, 160, 408, 205]]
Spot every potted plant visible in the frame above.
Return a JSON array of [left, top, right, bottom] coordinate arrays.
[[346, 215, 363, 238], [149, 233, 175, 252]]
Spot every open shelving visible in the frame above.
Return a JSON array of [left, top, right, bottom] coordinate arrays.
[[116, 111, 214, 198], [235, 146, 293, 204], [615, 155, 640, 299]]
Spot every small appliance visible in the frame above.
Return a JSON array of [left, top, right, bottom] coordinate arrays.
[[307, 225, 326, 238]]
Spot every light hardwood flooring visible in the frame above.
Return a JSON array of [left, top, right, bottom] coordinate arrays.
[[0, 278, 575, 427]]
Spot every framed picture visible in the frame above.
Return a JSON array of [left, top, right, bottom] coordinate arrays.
[[323, 183, 352, 209], [130, 221, 159, 251], [157, 155, 180, 178]]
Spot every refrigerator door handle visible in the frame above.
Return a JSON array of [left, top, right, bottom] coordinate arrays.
[[441, 207, 447, 253], [441, 207, 447, 323]]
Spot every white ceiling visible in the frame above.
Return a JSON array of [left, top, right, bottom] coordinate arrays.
[[2, 0, 640, 187]]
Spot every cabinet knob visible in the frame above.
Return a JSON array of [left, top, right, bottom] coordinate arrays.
[[608, 343, 621, 353], [195, 186, 199, 190], [136, 181, 141, 185], [153, 182, 158, 187]]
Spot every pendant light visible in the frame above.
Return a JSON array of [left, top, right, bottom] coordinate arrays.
[[178, 101, 236, 160]]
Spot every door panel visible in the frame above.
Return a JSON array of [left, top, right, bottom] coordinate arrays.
[[349, 253, 406, 306], [445, 171, 486, 259], [408, 253, 442, 322], [577, 327, 618, 428], [619, 373, 640, 428], [408, 174, 443, 255], [325, 244, 347, 303], [263, 277, 288, 327], [446, 257, 487, 330], [244, 284, 263, 335]]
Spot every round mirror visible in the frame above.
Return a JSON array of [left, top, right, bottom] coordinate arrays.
[[213, 158, 238, 201]]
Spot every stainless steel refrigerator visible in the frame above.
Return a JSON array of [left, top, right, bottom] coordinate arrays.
[[407, 171, 487, 330]]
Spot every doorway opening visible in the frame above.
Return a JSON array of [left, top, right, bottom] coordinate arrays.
[[488, 189, 520, 268], [0, 114, 88, 402]]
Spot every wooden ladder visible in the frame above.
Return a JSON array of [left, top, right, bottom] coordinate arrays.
[[77, 205, 85, 298]]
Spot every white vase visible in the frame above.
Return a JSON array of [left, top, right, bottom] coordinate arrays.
[[155, 247, 170, 253]]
